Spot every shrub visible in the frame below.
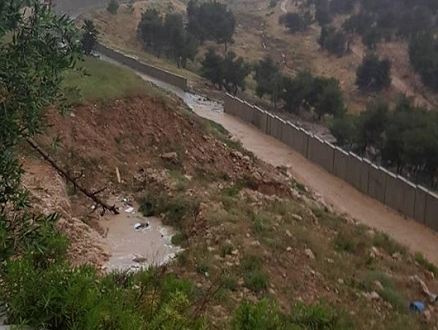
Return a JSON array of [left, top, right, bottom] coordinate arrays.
[[244, 271, 269, 293], [290, 302, 349, 329], [220, 242, 234, 257], [220, 274, 238, 292], [242, 255, 262, 272], [107, 0, 119, 14], [195, 259, 211, 275], [139, 192, 199, 229], [171, 233, 187, 245], [231, 299, 284, 330]]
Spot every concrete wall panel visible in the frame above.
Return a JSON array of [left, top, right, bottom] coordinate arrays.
[[333, 147, 349, 182], [251, 106, 264, 130], [358, 159, 371, 194], [414, 186, 429, 224], [255, 106, 267, 132], [396, 176, 416, 219], [242, 101, 254, 123], [346, 153, 366, 192], [223, 94, 235, 115], [293, 128, 310, 157], [265, 113, 274, 136], [385, 174, 416, 218], [280, 120, 290, 145], [272, 117, 284, 141], [284, 123, 298, 150], [95, 43, 187, 91], [308, 136, 335, 173], [368, 165, 388, 204], [268, 115, 278, 138], [425, 192, 438, 231]]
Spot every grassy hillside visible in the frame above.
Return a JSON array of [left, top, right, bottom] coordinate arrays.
[[63, 57, 151, 101]]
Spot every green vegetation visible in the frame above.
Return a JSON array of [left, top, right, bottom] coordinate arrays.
[[415, 253, 438, 276], [187, 0, 236, 50], [253, 56, 282, 108], [81, 20, 99, 55], [63, 57, 149, 102], [107, 0, 119, 15], [318, 26, 347, 57], [356, 54, 392, 92], [409, 33, 438, 92], [330, 96, 438, 187], [281, 70, 345, 119], [137, 10, 198, 68], [279, 11, 312, 34], [200, 48, 251, 94], [230, 299, 351, 330]]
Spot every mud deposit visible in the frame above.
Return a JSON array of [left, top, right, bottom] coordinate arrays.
[[100, 199, 182, 272]]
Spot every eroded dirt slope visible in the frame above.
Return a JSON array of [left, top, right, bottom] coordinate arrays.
[[23, 93, 438, 329]]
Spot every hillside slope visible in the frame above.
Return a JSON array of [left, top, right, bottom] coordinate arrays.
[[21, 57, 438, 329]]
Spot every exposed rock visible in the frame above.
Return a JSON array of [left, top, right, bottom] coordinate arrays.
[[304, 248, 315, 260], [242, 155, 251, 163], [366, 291, 380, 301], [374, 280, 384, 291], [286, 246, 292, 252], [268, 288, 276, 295], [133, 256, 148, 263], [160, 151, 179, 163], [370, 246, 382, 259], [337, 278, 344, 285], [366, 229, 375, 238], [392, 252, 402, 261], [285, 229, 293, 238], [423, 309, 432, 323], [252, 171, 262, 181], [292, 214, 303, 221]]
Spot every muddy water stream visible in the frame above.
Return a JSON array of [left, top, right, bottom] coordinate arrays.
[[100, 198, 182, 272]]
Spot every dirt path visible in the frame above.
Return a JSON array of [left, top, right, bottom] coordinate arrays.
[[190, 109, 438, 265]]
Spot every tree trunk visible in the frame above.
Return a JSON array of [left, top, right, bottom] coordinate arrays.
[[26, 138, 119, 215]]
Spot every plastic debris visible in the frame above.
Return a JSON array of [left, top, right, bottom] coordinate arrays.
[[134, 222, 150, 230], [125, 206, 134, 213], [410, 301, 425, 313]]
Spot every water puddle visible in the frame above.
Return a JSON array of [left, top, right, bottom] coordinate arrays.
[[100, 198, 183, 272]]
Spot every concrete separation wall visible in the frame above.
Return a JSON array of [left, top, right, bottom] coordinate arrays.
[[221, 94, 438, 233], [293, 128, 310, 157], [266, 113, 275, 136], [308, 136, 335, 173], [251, 106, 266, 131], [425, 192, 438, 231], [346, 153, 370, 194], [385, 173, 416, 219], [255, 106, 267, 132], [368, 165, 388, 204], [414, 186, 429, 224], [333, 147, 349, 182], [95, 43, 188, 91]]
